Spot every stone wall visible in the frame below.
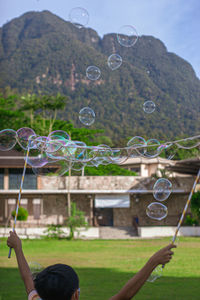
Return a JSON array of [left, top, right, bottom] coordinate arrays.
[[0, 176, 195, 227], [113, 193, 190, 226], [40, 176, 194, 192]]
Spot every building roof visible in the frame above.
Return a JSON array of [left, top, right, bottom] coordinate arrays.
[[120, 156, 176, 166], [167, 157, 200, 175]]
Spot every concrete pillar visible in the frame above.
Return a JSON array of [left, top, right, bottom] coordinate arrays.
[[90, 197, 94, 226], [4, 168, 9, 189]]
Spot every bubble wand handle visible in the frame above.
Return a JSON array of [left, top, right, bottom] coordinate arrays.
[[162, 169, 200, 268], [8, 148, 30, 258], [172, 168, 200, 244]]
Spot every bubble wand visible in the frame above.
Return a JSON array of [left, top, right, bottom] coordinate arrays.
[[8, 148, 30, 258], [148, 169, 200, 282], [172, 168, 200, 244]]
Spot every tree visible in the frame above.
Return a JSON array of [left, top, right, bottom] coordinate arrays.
[[66, 202, 88, 240], [0, 93, 102, 143]]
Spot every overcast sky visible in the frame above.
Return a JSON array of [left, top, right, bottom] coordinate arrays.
[[0, 0, 200, 78]]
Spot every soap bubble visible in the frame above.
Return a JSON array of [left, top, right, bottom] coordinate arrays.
[[109, 148, 129, 164], [46, 130, 71, 153], [146, 202, 168, 220], [107, 54, 122, 70], [117, 25, 138, 47], [32, 161, 70, 177], [145, 139, 160, 158], [29, 262, 43, 280], [175, 136, 200, 149], [153, 178, 172, 201], [143, 101, 156, 114], [69, 7, 89, 29], [0, 129, 17, 151], [79, 107, 95, 126], [127, 136, 146, 156], [157, 143, 178, 160], [147, 265, 163, 282], [17, 127, 36, 150], [86, 66, 101, 80]]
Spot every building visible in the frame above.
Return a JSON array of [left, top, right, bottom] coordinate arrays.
[[120, 156, 176, 177], [0, 150, 195, 230]]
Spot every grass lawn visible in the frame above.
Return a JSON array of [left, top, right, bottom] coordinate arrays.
[[0, 237, 200, 300]]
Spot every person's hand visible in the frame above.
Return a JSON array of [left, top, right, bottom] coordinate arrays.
[[7, 231, 22, 251], [149, 243, 176, 266]]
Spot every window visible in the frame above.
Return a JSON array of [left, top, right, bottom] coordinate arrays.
[[9, 169, 37, 189], [0, 169, 3, 189], [95, 194, 130, 208], [7, 199, 16, 217], [33, 199, 41, 220]]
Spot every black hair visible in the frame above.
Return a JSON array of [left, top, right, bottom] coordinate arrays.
[[34, 264, 79, 300]]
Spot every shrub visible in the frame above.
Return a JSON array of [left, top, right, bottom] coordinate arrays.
[[66, 202, 88, 240], [44, 224, 64, 239], [191, 191, 200, 221], [184, 215, 199, 226], [11, 207, 28, 221]]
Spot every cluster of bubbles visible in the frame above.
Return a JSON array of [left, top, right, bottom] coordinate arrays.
[[146, 178, 172, 221], [0, 127, 199, 177], [68, 7, 150, 127]]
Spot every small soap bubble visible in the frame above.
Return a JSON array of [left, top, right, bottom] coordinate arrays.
[[86, 66, 101, 80], [79, 107, 95, 126], [143, 101, 156, 114], [29, 262, 43, 279], [147, 265, 163, 283], [69, 7, 89, 29], [107, 54, 122, 70], [117, 25, 138, 47], [146, 202, 168, 221], [153, 178, 172, 201]]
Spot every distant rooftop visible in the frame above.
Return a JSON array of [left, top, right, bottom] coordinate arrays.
[[167, 157, 200, 175]]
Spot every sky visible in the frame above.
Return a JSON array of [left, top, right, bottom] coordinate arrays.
[[0, 0, 200, 78]]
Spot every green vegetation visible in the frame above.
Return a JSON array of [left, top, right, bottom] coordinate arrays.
[[84, 164, 137, 176], [11, 207, 28, 221], [191, 191, 200, 221], [66, 202, 89, 240], [0, 10, 200, 142], [0, 238, 200, 299]]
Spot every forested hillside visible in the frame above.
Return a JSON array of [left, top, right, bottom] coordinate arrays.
[[0, 10, 199, 142]]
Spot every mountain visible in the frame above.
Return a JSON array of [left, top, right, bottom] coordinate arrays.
[[0, 10, 199, 142]]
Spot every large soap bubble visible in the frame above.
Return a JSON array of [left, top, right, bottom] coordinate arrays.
[[145, 139, 160, 158], [0, 129, 17, 151], [157, 143, 178, 160], [127, 136, 146, 156], [69, 7, 89, 29], [17, 127, 36, 150], [153, 178, 172, 201], [79, 107, 95, 126], [146, 202, 168, 220], [32, 161, 70, 177], [143, 101, 156, 114], [107, 54, 122, 70], [117, 25, 138, 47], [86, 66, 101, 80]]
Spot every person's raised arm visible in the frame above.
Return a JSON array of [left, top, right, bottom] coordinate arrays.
[[7, 231, 35, 295], [109, 243, 176, 300]]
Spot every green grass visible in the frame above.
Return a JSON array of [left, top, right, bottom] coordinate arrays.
[[0, 237, 200, 299]]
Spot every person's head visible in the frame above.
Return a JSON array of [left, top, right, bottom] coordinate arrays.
[[34, 264, 79, 300]]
